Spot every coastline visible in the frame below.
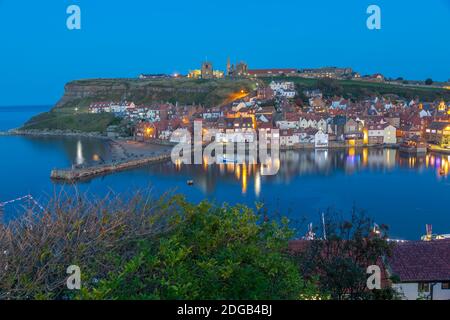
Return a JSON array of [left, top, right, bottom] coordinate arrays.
[[3, 128, 447, 183], [6, 128, 110, 139], [3, 129, 174, 176]]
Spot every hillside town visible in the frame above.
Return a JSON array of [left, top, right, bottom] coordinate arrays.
[[6, 60, 450, 301], [89, 63, 450, 154]]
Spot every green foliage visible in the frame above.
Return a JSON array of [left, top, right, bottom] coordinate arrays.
[[79, 200, 315, 300], [316, 78, 344, 97], [21, 111, 117, 132], [1, 193, 395, 301]]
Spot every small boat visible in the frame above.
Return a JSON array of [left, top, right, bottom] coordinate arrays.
[[439, 168, 446, 176], [421, 233, 450, 241], [421, 224, 450, 241], [220, 156, 237, 164], [302, 223, 316, 240], [187, 180, 194, 186], [399, 138, 427, 154]]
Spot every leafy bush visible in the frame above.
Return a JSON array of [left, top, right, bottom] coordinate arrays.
[[0, 193, 318, 300], [80, 201, 314, 300]]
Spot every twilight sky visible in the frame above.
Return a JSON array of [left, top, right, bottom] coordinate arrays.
[[0, 0, 449, 106]]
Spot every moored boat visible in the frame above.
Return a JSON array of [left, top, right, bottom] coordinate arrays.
[[421, 224, 450, 241], [399, 138, 427, 154]]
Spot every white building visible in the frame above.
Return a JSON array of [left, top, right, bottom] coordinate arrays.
[[314, 130, 329, 148], [299, 117, 327, 132], [215, 132, 255, 144], [383, 125, 397, 144], [269, 81, 295, 91], [387, 240, 450, 300], [170, 128, 190, 143], [330, 98, 348, 110], [110, 103, 127, 114], [368, 124, 397, 145], [89, 102, 111, 113], [419, 109, 432, 118], [280, 129, 299, 147], [278, 90, 296, 98], [276, 120, 299, 130], [269, 81, 296, 98], [202, 108, 223, 120]]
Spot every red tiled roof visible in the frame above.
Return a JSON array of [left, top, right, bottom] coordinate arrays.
[[284, 112, 301, 121], [257, 122, 273, 129], [368, 123, 389, 130], [387, 240, 450, 282]]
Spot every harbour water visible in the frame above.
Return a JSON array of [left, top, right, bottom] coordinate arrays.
[[1, 105, 450, 239]]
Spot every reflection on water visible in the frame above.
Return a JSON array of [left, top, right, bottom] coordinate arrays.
[[6, 107, 448, 239], [153, 147, 449, 197], [24, 136, 111, 166], [76, 140, 85, 165], [2, 129, 450, 239]]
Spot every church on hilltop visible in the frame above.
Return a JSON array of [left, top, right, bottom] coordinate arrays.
[[188, 61, 224, 79], [226, 57, 249, 77]]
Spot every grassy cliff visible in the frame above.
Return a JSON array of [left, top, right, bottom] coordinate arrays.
[[55, 78, 258, 111], [21, 76, 449, 133], [21, 111, 119, 132], [21, 78, 258, 132]]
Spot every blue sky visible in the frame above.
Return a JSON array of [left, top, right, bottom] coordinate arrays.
[[0, 0, 449, 106]]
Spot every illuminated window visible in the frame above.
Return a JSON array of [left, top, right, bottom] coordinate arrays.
[[442, 282, 450, 290]]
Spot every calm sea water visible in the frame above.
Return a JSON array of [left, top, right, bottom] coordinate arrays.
[[1, 105, 450, 239]]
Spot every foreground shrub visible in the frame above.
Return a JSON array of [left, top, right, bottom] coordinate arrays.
[[0, 192, 180, 299], [0, 193, 317, 300], [80, 201, 314, 300]]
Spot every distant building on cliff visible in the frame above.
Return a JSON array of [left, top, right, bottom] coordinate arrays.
[[188, 61, 224, 79], [298, 67, 353, 79], [227, 57, 249, 77], [247, 68, 298, 78], [201, 61, 214, 79]]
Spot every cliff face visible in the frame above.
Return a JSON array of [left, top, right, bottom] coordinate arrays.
[[55, 78, 255, 109], [56, 82, 129, 107]]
